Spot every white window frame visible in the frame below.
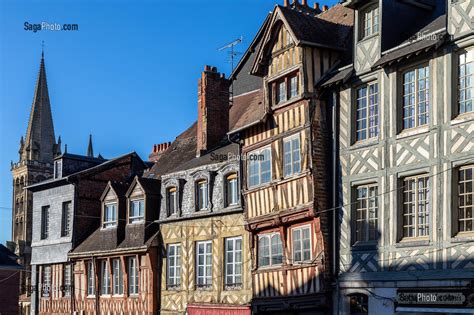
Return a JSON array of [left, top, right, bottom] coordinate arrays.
[[292, 225, 312, 263], [129, 199, 144, 224], [402, 174, 430, 239], [167, 187, 178, 216], [196, 180, 209, 211], [225, 237, 242, 288], [458, 49, 474, 114], [196, 240, 212, 288], [103, 202, 117, 228], [63, 264, 72, 297], [361, 5, 379, 39], [458, 165, 474, 232], [283, 134, 301, 177], [258, 233, 283, 268], [42, 265, 51, 297], [112, 259, 123, 295], [277, 80, 287, 104], [225, 173, 239, 207], [354, 184, 379, 243], [101, 260, 111, 296], [128, 257, 139, 295], [87, 261, 95, 296], [248, 146, 272, 188], [289, 74, 299, 99], [402, 65, 430, 130], [356, 82, 379, 141], [167, 243, 181, 289]]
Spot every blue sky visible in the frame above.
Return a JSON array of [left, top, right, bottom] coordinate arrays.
[[0, 0, 339, 244]]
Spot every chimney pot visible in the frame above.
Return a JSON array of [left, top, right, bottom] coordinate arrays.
[[323, 4, 328, 11], [284, 0, 289, 6], [302, 0, 308, 6], [313, 2, 320, 10], [204, 65, 211, 71]]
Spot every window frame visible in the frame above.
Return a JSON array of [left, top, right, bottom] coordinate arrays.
[[225, 173, 239, 207], [61, 201, 72, 237], [257, 232, 283, 268], [166, 243, 181, 290], [283, 134, 302, 177], [360, 4, 379, 40], [353, 184, 379, 244], [63, 264, 72, 297], [41, 205, 50, 239], [355, 82, 379, 142], [457, 165, 474, 233], [128, 257, 139, 296], [248, 146, 272, 188], [112, 259, 124, 296], [87, 261, 95, 297], [400, 63, 430, 131], [42, 265, 51, 298], [129, 199, 145, 224], [224, 236, 243, 289], [166, 186, 178, 216], [401, 174, 430, 240], [457, 48, 474, 116], [195, 240, 213, 289], [196, 180, 209, 211], [103, 202, 117, 229], [349, 293, 369, 315], [100, 260, 111, 296], [292, 225, 312, 263]]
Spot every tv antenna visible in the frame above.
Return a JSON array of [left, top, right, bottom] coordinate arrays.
[[218, 36, 243, 105]]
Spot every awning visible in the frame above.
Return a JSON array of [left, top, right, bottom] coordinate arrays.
[[396, 306, 474, 314]]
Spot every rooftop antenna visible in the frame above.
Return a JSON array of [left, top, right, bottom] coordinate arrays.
[[218, 36, 243, 106]]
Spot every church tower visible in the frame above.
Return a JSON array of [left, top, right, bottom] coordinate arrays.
[[10, 51, 60, 313]]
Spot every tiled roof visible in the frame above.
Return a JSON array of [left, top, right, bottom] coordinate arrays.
[[229, 89, 265, 133], [0, 244, 22, 269]]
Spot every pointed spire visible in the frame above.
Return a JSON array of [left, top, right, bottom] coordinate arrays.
[[56, 136, 62, 155], [64, 144, 68, 154], [22, 48, 57, 162], [87, 134, 94, 157]]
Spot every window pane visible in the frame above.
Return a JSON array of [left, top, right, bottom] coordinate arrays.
[[403, 175, 429, 238]]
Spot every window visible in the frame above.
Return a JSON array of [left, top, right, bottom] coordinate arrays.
[[292, 226, 311, 263], [248, 147, 271, 187], [167, 244, 181, 289], [129, 199, 144, 223], [167, 187, 178, 216], [283, 135, 301, 177], [128, 257, 139, 295], [354, 184, 378, 242], [103, 203, 117, 228], [356, 83, 379, 141], [225, 173, 239, 207], [402, 175, 430, 238], [402, 65, 430, 129], [289, 74, 298, 99], [362, 6, 379, 38], [63, 264, 72, 296], [112, 259, 123, 295], [258, 233, 283, 267], [458, 165, 474, 232], [459, 50, 474, 114], [42, 265, 51, 297], [41, 205, 50, 239], [87, 261, 95, 296], [196, 180, 209, 211], [196, 241, 212, 288], [277, 80, 287, 104], [54, 160, 62, 179], [101, 260, 110, 295], [350, 294, 369, 315], [225, 237, 242, 287], [61, 201, 71, 237]]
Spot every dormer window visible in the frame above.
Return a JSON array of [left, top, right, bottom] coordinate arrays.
[[103, 203, 117, 228], [225, 173, 238, 207], [54, 160, 62, 179], [277, 80, 287, 104], [129, 199, 144, 223], [196, 180, 209, 211], [361, 5, 379, 39], [167, 187, 178, 216]]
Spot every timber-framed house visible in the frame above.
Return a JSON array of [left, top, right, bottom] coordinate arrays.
[[229, 2, 354, 314]]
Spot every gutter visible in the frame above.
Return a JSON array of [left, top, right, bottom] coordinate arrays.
[[68, 245, 148, 259], [228, 113, 268, 135]]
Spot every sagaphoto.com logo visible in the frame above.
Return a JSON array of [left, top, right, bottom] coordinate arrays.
[[24, 21, 79, 33]]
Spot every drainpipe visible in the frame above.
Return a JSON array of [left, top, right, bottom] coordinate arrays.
[[331, 90, 339, 315]]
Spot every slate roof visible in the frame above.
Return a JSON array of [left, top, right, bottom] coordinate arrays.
[[319, 66, 354, 88], [0, 244, 22, 270], [229, 89, 265, 133]]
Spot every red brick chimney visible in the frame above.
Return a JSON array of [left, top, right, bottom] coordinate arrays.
[[149, 141, 171, 162], [196, 65, 230, 157]]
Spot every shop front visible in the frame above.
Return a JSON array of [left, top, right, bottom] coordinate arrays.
[[395, 289, 474, 314], [187, 303, 251, 315]]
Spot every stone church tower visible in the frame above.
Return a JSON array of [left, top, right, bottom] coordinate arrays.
[[10, 51, 60, 314]]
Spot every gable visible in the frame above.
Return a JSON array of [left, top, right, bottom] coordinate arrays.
[[103, 187, 117, 203], [129, 182, 144, 199]]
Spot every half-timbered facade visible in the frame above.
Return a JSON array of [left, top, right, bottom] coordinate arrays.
[[229, 3, 354, 314], [321, 0, 474, 313], [68, 176, 160, 314], [147, 65, 254, 315]]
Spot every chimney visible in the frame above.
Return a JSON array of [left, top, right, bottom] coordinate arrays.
[[302, 0, 308, 6], [313, 2, 320, 10], [196, 65, 230, 157], [322, 4, 329, 11], [149, 141, 171, 162], [284, 0, 289, 6]]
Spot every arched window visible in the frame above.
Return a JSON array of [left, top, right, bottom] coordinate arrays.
[[166, 186, 178, 216], [196, 180, 208, 211], [225, 173, 238, 207], [350, 293, 368, 315]]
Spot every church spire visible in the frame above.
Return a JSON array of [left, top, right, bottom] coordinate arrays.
[[87, 134, 94, 157], [21, 49, 57, 162]]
